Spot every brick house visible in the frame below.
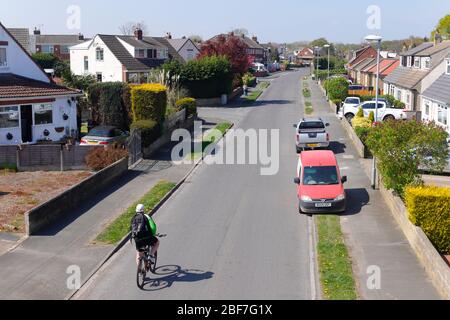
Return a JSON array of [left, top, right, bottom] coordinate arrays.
[[208, 33, 267, 64], [33, 29, 87, 61], [346, 45, 378, 83]]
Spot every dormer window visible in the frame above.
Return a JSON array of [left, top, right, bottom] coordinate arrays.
[[135, 49, 145, 58], [424, 58, 431, 69], [446, 59, 450, 75], [0, 47, 6, 67], [414, 57, 420, 68], [407, 56, 412, 67], [96, 48, 104, 61]]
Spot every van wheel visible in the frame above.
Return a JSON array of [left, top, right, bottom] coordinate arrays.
[[345, 114, 354, 123], [296, 147, 302, 154]]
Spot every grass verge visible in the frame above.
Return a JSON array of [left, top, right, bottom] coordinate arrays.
[[303, 88, 311, 98], [305, 106, 314, 115], [316, 215, 358, 300], [259, 82, 270, 89], [243, 90, 263, 102], [94, 180, 176, 245], [189, 122, 233, 160]]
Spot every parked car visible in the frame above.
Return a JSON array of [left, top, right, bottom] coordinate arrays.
[[348, 85, 364, 91], [80, 126, 129, 146], [342, 101, 407, 123], [338, 97, 361, 119], [294, 118, 330, 153], [294, 150, 347, 214]]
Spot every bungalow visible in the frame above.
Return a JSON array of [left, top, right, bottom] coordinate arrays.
[[208, 33, 267, 64], [383, 40, 450, 112], [361, 58, 399, 90], [154, 33, 200, 63], [70, 29, 169, 84], [0, 22, 81, 145], [295, 47, 314, 66], [352, 58, 377, 85], [346, 45, 378, 82], [421, 55, 450, 136]]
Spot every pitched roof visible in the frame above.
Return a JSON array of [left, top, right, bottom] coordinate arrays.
[[348, 46, 373, 66], [0, 73, 80, 99], [383, 66, 428, 90], [166, 38, 191, 51], [399, 42, 433, 56], [422, 74, 450, 105], [353, 58, 376, 71], [98, 35, 151, 71], [35, 35, 86, 45], [118, 36, 165, 49], [366, 59, 399, 76], [7, 28, 30, 52], [153, 37, 186, 63], [416, 40, 450, 57]]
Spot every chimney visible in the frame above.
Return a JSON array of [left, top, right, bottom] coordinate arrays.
[[165, 32, 172, 39], [78, 33, 84, 41], [34, 27, 41, 35], [134, 28, 143, 40], [241, 34, 245, 39], [252, 36, 258, 43]]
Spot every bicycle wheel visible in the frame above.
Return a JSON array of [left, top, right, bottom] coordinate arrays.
[[136, 258, 146, 289], [150, 251, 158, 274]]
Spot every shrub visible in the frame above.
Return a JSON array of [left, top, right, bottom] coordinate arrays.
[[0, 163, 18, 172], [85, 147, 128, 171], [324, 77, 349, 102], [176, 97, 197, 118], [180, 56, 233, 99], [365, 120, 448, 197], [130, 120, 160, 148], [242, 73, 256, 87], [368, 111, 375, 123], [354, 127, 371, 144], [356, 106, 364, 118], [405, 186, 450, 254], [88, 82, 132, 130], [32, 53, 59, 69], [352, 116, 372, 129], [131, 84, 167, 124], [394, 100, 406, 109]]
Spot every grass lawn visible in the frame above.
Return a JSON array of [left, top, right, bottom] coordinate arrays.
[[94, 181, 176, 245], [316, 215, 357, 300], [188, 122, 233, 161], [243, 90, 263, 102]]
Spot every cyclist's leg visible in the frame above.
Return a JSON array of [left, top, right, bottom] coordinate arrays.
[[150, 239, 159, 256]]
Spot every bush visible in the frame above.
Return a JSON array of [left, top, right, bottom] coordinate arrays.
[[176, 97, 197, 118], [368, 111, 375, 123], [356, 106, 364, 118], [130, 120, 160, 148], [131, 84, 167, 124], [324, 77, 349, 102], [405, 186, 450, 254], [303, 88, 311, 98], [316, 69, 347, 81], [354, 127, 371, 144], [365, 120, 448, 197], [32, 53, 59, 69], [352, 116, 372, 129], [88, 82, 132, 130], [180, 56, 233, 99], [242, 73, 256, 87], [85, 147, 128, 171]]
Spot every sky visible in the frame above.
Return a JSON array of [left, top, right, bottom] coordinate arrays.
[[1, 0, 449, 44]]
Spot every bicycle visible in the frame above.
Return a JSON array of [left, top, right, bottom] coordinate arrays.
[[137, 245, 158, 289]]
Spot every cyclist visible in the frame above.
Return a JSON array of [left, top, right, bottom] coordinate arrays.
[[131, 204, 160, 268]]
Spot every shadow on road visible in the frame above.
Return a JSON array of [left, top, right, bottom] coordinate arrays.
[[342, 188, 370, 216], [141, 265, 214, 291], [329, 141, 347, 155]]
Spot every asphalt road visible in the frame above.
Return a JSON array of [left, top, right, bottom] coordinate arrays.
[[75, 70, 315, 300]]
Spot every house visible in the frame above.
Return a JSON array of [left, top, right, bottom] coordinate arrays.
[[32, 28, 87, 61], [361, 58, 399, 90], [70, 29, 169, 84], [421, 54, 450, 136], [346, 45, 378, 82], [154, 33, 200, 63], [383, 40, 450, 112], [7, 28, 33, 53], [0, 22, 81, 145], [208, 33, 267, 64], [295, 47, 314, 66], [352, 58, 377, 85]]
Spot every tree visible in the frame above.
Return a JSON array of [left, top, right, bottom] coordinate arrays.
[[199, 34, 252, 75], [323, 77, 349, 102], [32, 53, 59, 69], [432, 14, 450, 41], [365, 120, 448, 197], [119, 21, 148, 35], [309, 38, 329, 48], [230, 28, 249, 36], [189, 35, 203, 44]]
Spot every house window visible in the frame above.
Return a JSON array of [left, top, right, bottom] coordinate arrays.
[[407, 56, 412, 67], [84, 56, 89, 72], [147, 49, 153, 59], [61, 45, 70, 54], [424, 58, 431, 69], [187, 49, 194, 61], [0, 47, 6, 67], [128, 73, 139, 84], [437, 104, 448, 125], [446, 59, 450, 75], [389, 85, 395, 96], [396, 89, 402, 101], [424, 99, 431, 116], [34, 104, 53, 125], [96, 48, 104, 61], [406, 93, 411, 104], [96, 73, 103, 82], [0, 106, 19, 128], [414, 57, 420, 68], [135, 49, 145, 58], [42, 45, 54, 53]]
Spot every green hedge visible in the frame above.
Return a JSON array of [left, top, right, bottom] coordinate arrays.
[[176, 97, 197, 118], [130, 120, 160, 148], [88, 82, 131, 130], [131, 84, 167, 123], [405, 186, 450, 254], [324, 77, 349, 102]]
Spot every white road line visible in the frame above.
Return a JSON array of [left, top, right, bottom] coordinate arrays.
[[342, 155, 355, 159]]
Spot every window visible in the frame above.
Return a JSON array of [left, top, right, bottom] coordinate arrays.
[[61, 45, 70, 54], [0, 47, 6, 67], [447, 59, 450, 75], [34, 104, 53, 125], [96, 73, 102, 82], [414, 57, 420, 68], [84, 56, 89, 72], [135, 49, 145, 58], [437, 104, 448, 125], [42, 45, 54, 53], [128, 73, 139, 84], [424, 99, 431, 116], [187, 49, 194, 61], [147, 49, 153, 59], [406, 93, 411, 104], [424, 58, 431, 69], [389, 85, 395, 96], [396, 89, 402, 101], [407, 56, 412, 67], [0, 106, 19, 128], [303, 167, 339, 186], [96, 48, 104, 61]]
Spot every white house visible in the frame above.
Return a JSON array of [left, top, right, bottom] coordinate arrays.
[[0, 22, 81, 146], [154, 34, 200, 63], [421, 55, 450, 136], [70, 29, 169, 84]]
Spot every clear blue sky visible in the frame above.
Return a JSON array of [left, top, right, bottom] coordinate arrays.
[[2, 0, 449, 43]]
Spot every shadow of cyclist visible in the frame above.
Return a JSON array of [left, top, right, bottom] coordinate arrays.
[[141, 265, 214, 291]]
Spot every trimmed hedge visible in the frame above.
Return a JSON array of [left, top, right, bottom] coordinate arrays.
[[176, 97, 197, 118], [88, 82, 132, 130], [324, 77, 349, 102], [352, 117, 372, 129], [130, 120, 160, 148], [131, 84, 167, 123], [405, 186, 450, 254]]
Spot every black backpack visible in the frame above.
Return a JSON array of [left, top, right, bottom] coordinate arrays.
[[131, 213, 151, 242]]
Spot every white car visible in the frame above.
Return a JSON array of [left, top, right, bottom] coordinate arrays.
[[342, 101, 407, 123], [338, 97, 361, 119]]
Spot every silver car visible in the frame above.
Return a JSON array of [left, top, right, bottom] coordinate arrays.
[[80, 126, 129, 146]]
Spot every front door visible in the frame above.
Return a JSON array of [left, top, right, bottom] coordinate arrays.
[[20, 105, 33, 143]]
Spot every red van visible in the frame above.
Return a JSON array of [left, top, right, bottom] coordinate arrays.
[[294, 150, 347, 214]]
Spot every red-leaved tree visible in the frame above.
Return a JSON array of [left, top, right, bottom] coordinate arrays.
[[199, 35, 252, 75]]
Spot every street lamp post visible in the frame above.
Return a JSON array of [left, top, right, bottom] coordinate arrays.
[[324, 44, 330, 80], [365, 35, 383, 190], [314, 46, 320, 82]]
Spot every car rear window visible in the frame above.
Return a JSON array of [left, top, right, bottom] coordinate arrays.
[[88, 128, 113, 137], [303, 166, 339, 185], [299, 122, 325, 130], [346, 98, 360, 104]]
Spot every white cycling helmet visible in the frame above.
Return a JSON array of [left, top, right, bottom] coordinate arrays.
[[136, 204, 145, 214]]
